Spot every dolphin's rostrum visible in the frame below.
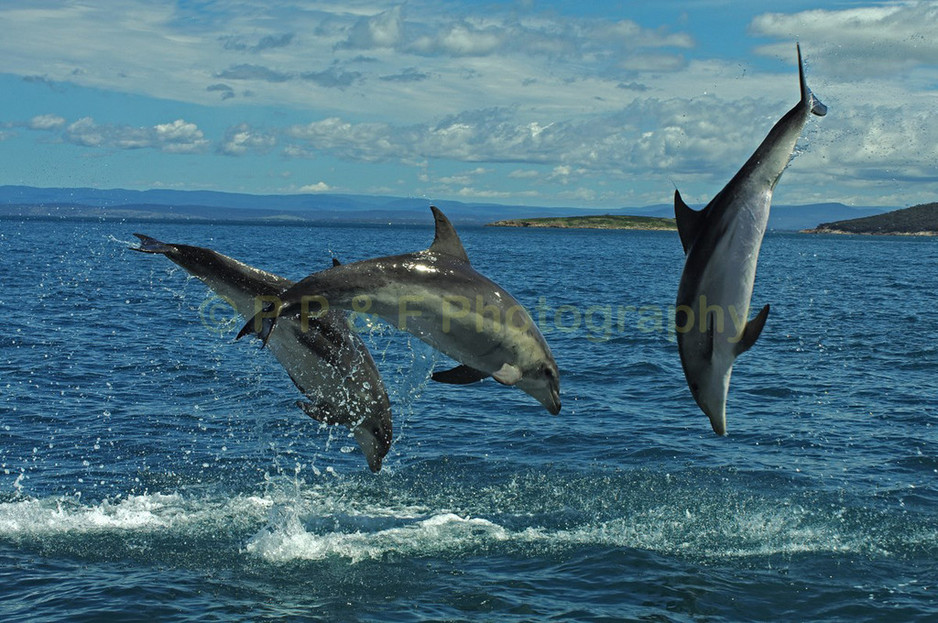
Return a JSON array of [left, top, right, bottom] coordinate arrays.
[[132, 235, 393, 472], [238, 206, 561, 415], [674, 45, 826, 435]]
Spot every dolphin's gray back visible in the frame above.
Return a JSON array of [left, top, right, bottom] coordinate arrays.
[[281, 250, 548, 373]]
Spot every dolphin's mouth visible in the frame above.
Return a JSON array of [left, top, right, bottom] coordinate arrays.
[[544, 388, 561, 415], [697, 399, 727, 436], [366, 455, 383, 473]]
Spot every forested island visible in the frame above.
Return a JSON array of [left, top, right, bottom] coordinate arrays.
[[486, 214, 677, 231], [802, 203, 938, 236]]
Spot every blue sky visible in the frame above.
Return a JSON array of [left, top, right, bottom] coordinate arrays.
[[1, 0, 936, 209]]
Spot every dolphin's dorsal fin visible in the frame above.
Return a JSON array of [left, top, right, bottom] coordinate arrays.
[[332, 257, 341, 267], [674, 190, 708, 254], [734, 304, 770, 356], [428, 206, 470, 263]]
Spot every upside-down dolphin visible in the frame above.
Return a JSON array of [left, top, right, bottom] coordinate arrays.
[[675, 45, 827, 435], [237, 206, 561, 414], [131, 235, 392, 472]]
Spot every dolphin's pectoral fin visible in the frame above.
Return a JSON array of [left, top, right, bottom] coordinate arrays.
[[131, 233, 174, 254], [236, 302, 278, 347], [734, 304, 770, 356], [236, 315, 258, 340], [491, 363, 523, 386], [674, 190, 709, 254], [431, 364, 490, 385], [296, 400, 342, 426], [428, 206, 470, 263]]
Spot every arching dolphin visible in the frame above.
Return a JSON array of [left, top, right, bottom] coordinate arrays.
[[237, 206, 561, 414], [131, 235, 393, 472], [674, 45, 827, 435]]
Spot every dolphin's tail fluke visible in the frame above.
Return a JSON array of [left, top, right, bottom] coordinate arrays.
[[130, 233, 174, 254], [236, 301, 280, 347], [797, 44, 827, 117]]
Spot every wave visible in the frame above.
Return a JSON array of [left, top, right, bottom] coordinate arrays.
[[2, 469, 934, 567]]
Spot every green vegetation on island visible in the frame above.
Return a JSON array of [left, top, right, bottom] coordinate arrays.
[[802, 203, 938, 236], [486, 214, 677, 231]]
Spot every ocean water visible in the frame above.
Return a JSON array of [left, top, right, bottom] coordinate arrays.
[[0, 217, 935, 622]]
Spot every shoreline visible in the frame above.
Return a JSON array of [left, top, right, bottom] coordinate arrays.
[[486, 215, 677, 231], [800, 228, 938, 236], [799, 203, 937, 236]]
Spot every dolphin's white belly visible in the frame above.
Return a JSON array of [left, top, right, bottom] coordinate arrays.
[[363, 283, 530, 374], [697, 192, 770, 340]]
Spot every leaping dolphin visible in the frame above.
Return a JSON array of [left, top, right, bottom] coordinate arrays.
[[674, 45, 827, 435], [237, 206, 561, 415], [131, 235, 393, 472]]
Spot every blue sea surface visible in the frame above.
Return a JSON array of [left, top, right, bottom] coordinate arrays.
[[0, 217, 936, 621]]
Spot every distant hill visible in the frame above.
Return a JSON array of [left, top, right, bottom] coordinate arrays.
[[0, 185, 657, 225], [802, 203, 938, 236], [487, 214, 676, 231], [0, 185, 895, 229]]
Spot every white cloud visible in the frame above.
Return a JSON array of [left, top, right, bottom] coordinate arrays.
[[63, 117, 209, 153], [619, 53, 687, 73], [153, 119, 209, 153], [219, 123, 276, 156], [599, 20, 694, 49], [299, 182, 332, 192], [342, 6, 404, 50], [454, 186, 537, 199], [28, 114, 66, 130], [0, 0, 689, 121], [66, 117, 119, 148], [743, 1, 938, 205], [436, 166, 490, 185], [796, 103, 938, 187], [547, 165, 589, 185], [280, 96, 778, 182], [409, 23, 505, 57], [2, 1, 937, 207], [751, 2, 938, 78]]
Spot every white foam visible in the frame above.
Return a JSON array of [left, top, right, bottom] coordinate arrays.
[[0, 494, 177, 534], [245, 511, 509, 563], [0, 486, 922, 564], [0, 492, 272, 537]]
